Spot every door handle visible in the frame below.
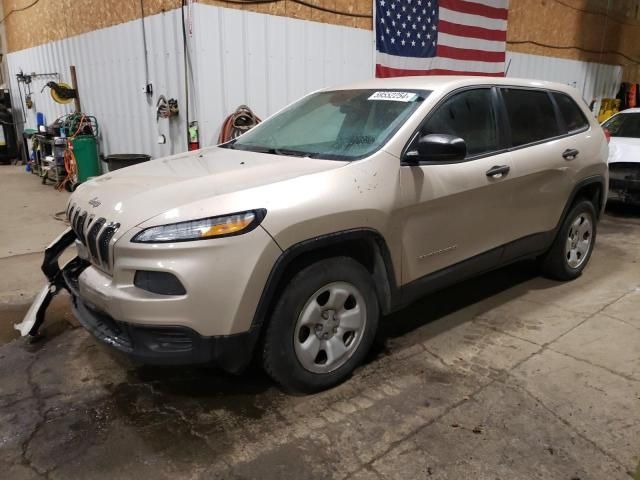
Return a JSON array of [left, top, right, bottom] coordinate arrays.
[[562, 148, 579, 160], [486, 165, 510, 178]]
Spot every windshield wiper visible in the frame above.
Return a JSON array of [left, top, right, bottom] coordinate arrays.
[[271, 148, 312, 157], [229, 143, 314, 157]]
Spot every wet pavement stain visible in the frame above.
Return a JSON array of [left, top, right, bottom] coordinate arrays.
[[0, 303, 31, 345], [18, 356, 289, 476]]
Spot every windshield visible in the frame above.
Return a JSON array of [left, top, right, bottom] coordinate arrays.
[[603, 113, 640, 138], [224, 89, 429, 160]]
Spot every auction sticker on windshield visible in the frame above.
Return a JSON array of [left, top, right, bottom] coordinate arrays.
[[368, 91, 418, 102]]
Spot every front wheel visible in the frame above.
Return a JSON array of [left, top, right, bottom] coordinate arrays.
[[540, 199, 597, 281], [261, 257, 379, 393]]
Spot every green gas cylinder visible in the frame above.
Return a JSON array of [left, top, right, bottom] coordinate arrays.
[[72, 135, 100, 183]]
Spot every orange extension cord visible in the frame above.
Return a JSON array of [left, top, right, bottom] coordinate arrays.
[[57, 114, 87, 192]]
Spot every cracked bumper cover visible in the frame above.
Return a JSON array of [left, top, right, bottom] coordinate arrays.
[[42, 229, 260, 373]]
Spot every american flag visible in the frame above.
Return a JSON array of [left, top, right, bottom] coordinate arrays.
[[375, 0, 508, 77]]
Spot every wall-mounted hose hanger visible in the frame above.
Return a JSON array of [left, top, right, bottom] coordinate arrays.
[[16, 70, 60, 84], [16, 70, 60, 113], [218, 105, 261, 143], [156, 95, 179, 120], [41, 81, 76, 104]]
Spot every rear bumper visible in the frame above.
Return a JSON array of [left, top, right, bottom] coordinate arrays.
[[608, 162, 640, 205], [608, 177, 640, 205]]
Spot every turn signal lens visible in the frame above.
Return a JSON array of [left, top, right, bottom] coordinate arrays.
[[200, 213, 255, 238], [132, 210, 264, 243]]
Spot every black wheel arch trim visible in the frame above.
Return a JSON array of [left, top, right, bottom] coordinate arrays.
[[559, 175, 607, 225], [250, 228, 399, 331]]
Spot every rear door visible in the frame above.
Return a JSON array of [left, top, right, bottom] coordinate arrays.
[[398, 87, 517, 285], [497, 88, 584, 241]]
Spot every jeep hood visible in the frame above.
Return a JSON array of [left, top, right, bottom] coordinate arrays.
[[69, 146, 346, 227], [608, 137, 640, 164]]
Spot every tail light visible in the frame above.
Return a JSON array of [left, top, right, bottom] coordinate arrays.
[[603, 127, 611, 143]]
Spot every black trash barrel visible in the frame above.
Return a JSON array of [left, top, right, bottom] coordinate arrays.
[[106, 154, 151, 171]]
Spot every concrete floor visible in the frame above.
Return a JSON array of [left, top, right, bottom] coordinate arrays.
[[0, 164, 639, 480]]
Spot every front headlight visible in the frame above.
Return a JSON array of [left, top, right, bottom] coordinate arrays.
[[131, 209, 266, 243]]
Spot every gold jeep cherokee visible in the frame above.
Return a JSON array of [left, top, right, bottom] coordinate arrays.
[[20, 76, 608, 393]]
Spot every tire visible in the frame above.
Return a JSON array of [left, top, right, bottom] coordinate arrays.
[[262, 257, 379, 393], [540, 199, 597, 281]]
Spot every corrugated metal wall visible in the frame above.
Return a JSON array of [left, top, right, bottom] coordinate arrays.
[[506, 51, 623, 102], [191, 5, 373, 147], [6, 3, 373, 159], [5, 3, 623, 160], [7, 8, 189, 159]]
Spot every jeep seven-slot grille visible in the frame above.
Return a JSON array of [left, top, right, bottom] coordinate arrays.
[[76, 212, 88, 244], [99, 223, 120, 264], [68, 204, 120, 270], [87, 218, 106, 260]]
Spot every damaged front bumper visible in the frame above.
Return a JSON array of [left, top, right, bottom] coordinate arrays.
[[15, 228, 84, 337], [16, 227, 258, 372]]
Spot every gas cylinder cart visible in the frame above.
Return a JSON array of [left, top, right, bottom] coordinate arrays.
[[59, 113, 101, 192]]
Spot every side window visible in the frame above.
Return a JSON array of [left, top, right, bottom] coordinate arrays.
[[501, 88, 561, 147], [552, 92, 589, 132], [421, 89, 498, 157], [603, 113, 640, 138], [602, 114, 625, 136]]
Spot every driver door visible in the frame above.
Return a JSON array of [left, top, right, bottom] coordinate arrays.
[[398, 87, 517, 285]]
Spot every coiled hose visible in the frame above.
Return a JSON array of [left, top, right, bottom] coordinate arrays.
[[218, 105, 261, 144]]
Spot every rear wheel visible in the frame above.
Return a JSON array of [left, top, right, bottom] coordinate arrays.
[[540, 199, 597, 280], [262, 257, 379, 393]]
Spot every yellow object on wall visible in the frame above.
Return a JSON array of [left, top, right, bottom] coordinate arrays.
[[597, 98, 621, 123], [49, 82, 74, 104]]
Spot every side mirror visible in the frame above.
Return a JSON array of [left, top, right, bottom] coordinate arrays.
[[404, 134, 467, 164]]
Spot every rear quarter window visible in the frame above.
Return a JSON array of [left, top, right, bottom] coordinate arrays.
[[552, 92, 589, 133], [501, 88, 561, 147]]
